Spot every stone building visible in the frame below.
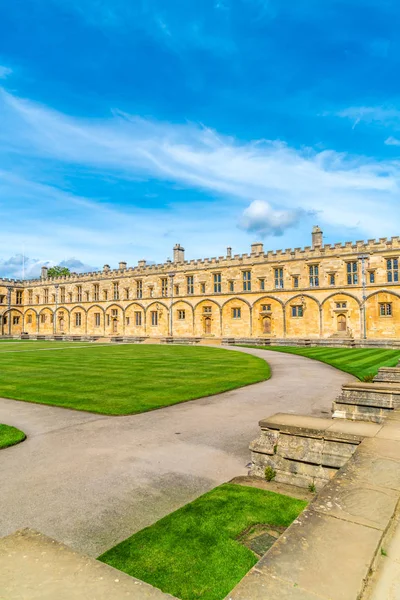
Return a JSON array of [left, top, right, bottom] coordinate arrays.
[[1, 227, 400, 340]]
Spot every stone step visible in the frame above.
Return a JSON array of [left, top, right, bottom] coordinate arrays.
[[0, 528, 175, 600], [332, 382, 400, 423]]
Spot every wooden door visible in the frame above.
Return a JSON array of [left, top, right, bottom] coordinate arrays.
[[263, 317, 271, 334], [337, 314, 346, 332], [112, 319, 118, 333], [204, 317, 211, 335]]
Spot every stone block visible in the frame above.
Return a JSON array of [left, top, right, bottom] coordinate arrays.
[[249, 429, 279, 455], [276, 433, 323, 464], [321, 439, 358, 468]]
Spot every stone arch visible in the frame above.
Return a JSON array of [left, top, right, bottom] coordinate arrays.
[[221, 298, 251, 337], [285, 294, 320, 338], [365, 291, 400, 338], [125, 302, 146, 335], [252, 296, 285, 337], [38, 307, 55, 334], [194, 299, 222, 338], [104, 303, 125, 336], [70, 305, 87, 334], [2, 308, 24, 336], [55, 306, 70, 334], [146, 301, 169, 337], [172, 300, 195, 337], [87, 304, 106, 334], [321, 293, 360, 338], [24, 308, 38, 334]]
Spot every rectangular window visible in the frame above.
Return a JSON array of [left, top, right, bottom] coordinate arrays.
[[380, 303, 392, 317], [111, 309, 118, 317], [201, 283, 206, 294], [125, 288, 129, 300], [135, 311, 142, 326], [347, 262, 358, 285], [113, 282, 119, 300], [27, 314, 32, 324], [232, 307, 241, 319], [95, 313, 101, 327], [93, 284, 99, 301], [243, 271, 251, 291], [126, 317, 130, 325], [203, 306, 212, 313], [60, 287, 65, 303], [291, 305, 304, 318], [50, 314, 54, 324], [178, 310, 186, 320], [309, 265, 319, 287], [274, 268, 284, 289], [214, 273, 222, 293], [259, 279, 265, 291], [103, 290, 108, 301], [41, 314, 46, 323], [387, 259, 399, 283], [13, 316, 20, 325], [229, 281, 234, 292], [16, 290, 23, 305], [261, 304, 271, 311], [151, 311, 158, 326], [75, 312, 82, 326], [187, 276, 194, 295], [44, 288, 49, 303], [369, 271, 375, 284], [28, 290, 33, 304], [336, 302, 347, 309], [85, 291, 89, 301], [77, 286, 82, 302], [174, 284, 180, 296], [106, 314, 110, 326], [293, 276, 299, 288], [161, 278, 168, 297], [149, 287, 154, 298], [329, 274, 335, 286], [136, 280, 143, 299]]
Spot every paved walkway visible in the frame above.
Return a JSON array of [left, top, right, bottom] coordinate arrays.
[[0, 346, 351, 557]]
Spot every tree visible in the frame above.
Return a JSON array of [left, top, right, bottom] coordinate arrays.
[[47, 266, 71, 278]]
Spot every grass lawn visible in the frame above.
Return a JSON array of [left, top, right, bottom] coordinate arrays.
[[0, 343, 270, 415], [99, 483, 306, 600], [242, 346, 400, 380], [0, 424, 26, 449]]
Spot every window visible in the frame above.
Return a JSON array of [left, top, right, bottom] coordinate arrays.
[[291, 305, 304, 318], [329, 274, 336, 286], [293, 276, 299, 288], [50, 314, 54, 324], [261, 304, 271, 312], [161, 278, 168, 297], [36, 295, 40, 304], [85, 291, 89, 301], [136, 280, 143, 299], [259, 279, 265, 291], [126, 317, 130, 325], [93, 284, 99, 301], [149, 286, 154, 298], [13, 316, 20, 325], [60, 287, 65, 303], [44, 288, 49, 303], [135, 311, 142, 326], [243, 271, 251, 291], [201, 283, 206, 294], [232, 307, 241, 319], [103, 290, 108, 301], [28, 290, 33, 304], [52, 294, 56, 303], [380, 303, 392, 317], [187, 276, 194, 295], [151, 311, 158, 326], [214, 273, 222, 293], [203, 306, 212, 313], [95, 313, 101, 327], [178, 310, 186, 320], [347, 262, 358, 285], [75, 312, 82, 326], [229, 281, 234, 292], [113, 282, 119, 300], [41, 314, 46, 323], [387, 259, 399, 283], [336, 302, 347, 309], [274, 268, 284, 289], [125, 288, 129, 300], [16, 291, 23, 305], [369, 271, 375, 284], [174, 284, 180, 296], [27, 314, 32, 324], [106, 314, 110, 326], [111, 309, 118, 317], [309, 265, 319, 287], [76, 286, 82, 302]]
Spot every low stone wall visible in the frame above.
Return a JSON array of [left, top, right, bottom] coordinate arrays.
[[332, 382, 400, 423]]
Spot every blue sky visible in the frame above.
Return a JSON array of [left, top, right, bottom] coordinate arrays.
[[1, 0, 400, 278]]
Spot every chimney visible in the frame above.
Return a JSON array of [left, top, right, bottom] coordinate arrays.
[[312, 226, 323, 249], [103, 264, 110, 273], [251, 242, 264, 255], [173, 244, 185, 263], [41, 266, 48, 280], [119, 261, 127, 270], [227, 247, 232, 258], [138, 259, 146, 268]]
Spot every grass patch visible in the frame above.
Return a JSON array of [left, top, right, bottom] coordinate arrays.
[[241, 346, 400, 380], [0, 344, 270, 415], [99, 483, 306, 600], [0, 424, 26, 449]]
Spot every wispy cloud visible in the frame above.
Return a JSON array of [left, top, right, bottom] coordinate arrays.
[[0, 254, 96, 280], [385, 136, 400, 146], [0, 65, 12, 79], [335, 105, 400, 129], [239, 200, 309, 237]]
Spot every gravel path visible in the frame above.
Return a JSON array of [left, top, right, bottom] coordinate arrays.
[[0, 346, 352, 556]]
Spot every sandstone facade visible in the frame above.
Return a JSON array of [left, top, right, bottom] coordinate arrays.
[[1, 228, 400, 339]]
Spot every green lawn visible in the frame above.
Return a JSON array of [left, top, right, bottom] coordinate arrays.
[[0, 343, 270, 414], [243, 346, 400, 380], [99, 483, 306, 600], [0, 424, 26, 449]]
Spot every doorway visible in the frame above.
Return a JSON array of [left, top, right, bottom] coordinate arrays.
[[337, 314, 347, 332], [204, 317, 211, 335], [262, 316, 271, 334], [112, 319, 118, 334]]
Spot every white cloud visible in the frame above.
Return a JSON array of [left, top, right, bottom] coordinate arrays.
[[0, 65, 12, 79], [385, 136, 400, 146], [0, 254, 96, 280], [335, 106, 400, 129], [239, 200, 307, 237]]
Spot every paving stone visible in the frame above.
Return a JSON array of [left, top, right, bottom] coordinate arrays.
[[358, 437, 400, 462], [340, 449, 400, 491], [226, 570, 327, 599]]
